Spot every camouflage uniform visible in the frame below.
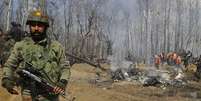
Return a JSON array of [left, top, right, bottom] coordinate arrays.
[[2, 10, 71, 101], [0, 34, 15, 67], [3, 39, 15, 63], [3, 37, 70, 101]]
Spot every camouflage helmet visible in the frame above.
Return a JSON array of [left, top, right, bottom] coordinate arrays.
[[26, 10, 49, 27]]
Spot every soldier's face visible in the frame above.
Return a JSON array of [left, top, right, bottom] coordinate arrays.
[[30, 23, 45, 33], [29, 22, 47, 42]]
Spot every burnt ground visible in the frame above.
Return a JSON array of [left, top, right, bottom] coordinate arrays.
[[1, 64, 201, 101]]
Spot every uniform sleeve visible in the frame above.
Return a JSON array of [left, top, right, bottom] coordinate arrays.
[[3, 43, 21, 78], [59, 46, 71, 81]]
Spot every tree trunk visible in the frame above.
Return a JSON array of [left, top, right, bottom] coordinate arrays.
[[6, 0, 12, 31]]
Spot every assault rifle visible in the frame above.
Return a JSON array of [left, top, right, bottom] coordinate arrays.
[[17, 67, 67, 98]]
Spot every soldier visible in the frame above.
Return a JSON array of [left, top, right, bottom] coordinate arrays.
[[183, 50, 193, 68], [1, 34, 16, 67], [7, 21, 25, 42], [195, 55, 201, 79], [154, 55, 161, 69], [159, 52, 166, 64], [175, 56, 182, 66], [175, 56, 182, 74], [2, 22, 26, 65], [0, 19, 26, 69], [166, 52, 175, 65], [0, 29, 15, 67], [1, 10, 71, 101]]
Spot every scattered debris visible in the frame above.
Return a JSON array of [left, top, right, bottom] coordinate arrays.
[[110, 64, 187, 88]]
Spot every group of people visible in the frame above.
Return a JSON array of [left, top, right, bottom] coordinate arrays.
[[154, 52, 182, 69], [1, 9, 71, 101], [154, 50, 201, 80]]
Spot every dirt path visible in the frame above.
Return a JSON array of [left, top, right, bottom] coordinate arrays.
[[1, 64, 201, 101]]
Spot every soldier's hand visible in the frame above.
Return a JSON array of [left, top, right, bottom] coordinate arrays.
[[53, 79, 68, 94], [53, 86, 65, 94], [2, 77, 19, 95], [7, 87, 19, 95]]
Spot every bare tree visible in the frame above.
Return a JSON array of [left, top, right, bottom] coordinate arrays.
[[6, 0, 12, 31]]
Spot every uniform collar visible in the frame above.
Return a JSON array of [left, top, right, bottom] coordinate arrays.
[[34, 38, 50, 47]]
